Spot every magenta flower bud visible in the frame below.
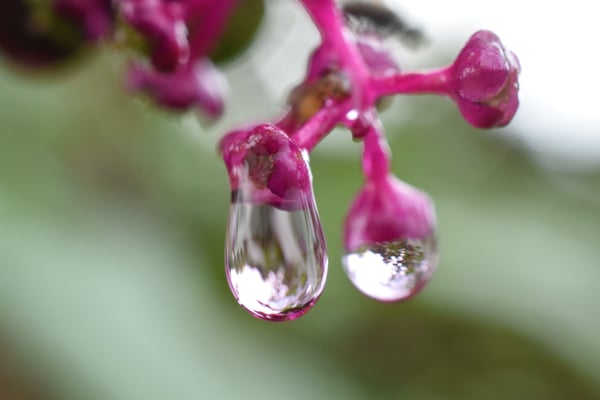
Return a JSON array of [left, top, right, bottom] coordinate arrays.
[[124, 59, 226, 116], [118, 0, 189, 72], [343, 174, 438, 302], [220, 124, 312, 211], [450, 30, 520, 128], [344, 175, 435, 251]]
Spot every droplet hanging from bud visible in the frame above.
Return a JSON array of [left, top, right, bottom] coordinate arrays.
[[342, 174, 439, 302], [226, 188, 328, 321], [343, 235, 437, 302], [221, 124, 328, 321]]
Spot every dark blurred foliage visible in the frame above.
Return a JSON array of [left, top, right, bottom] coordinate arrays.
[[0, 0, 85, 69], [210, 0, 265, 64]]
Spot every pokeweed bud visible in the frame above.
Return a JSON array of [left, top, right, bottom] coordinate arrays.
[[220, 124, 328, 321], [343, 174, 439, 302], [118, 0, 189, 72], [219, 124, 312, 211], [450, 30, 520, 128], [124, 59, 226, 116]]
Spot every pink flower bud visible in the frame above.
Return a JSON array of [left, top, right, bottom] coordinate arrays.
[[124, 59, 226, 116], [450, 30, 520, 128], [344, 174, 435, 251], [118, 0, 189, 72], [343, 174, 438, 302], [219, 124, 312, 211]]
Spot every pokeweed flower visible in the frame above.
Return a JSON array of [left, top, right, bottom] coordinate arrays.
[[219, 124, 327, 321], [343, 174, 438, 302], [220, 124, 313, 210], [117, 0, 189, 72], [449, 30, 521, 128], [0, 0, 522, 321], [125, 59, 226, 116], [117, 0, 239, 115]]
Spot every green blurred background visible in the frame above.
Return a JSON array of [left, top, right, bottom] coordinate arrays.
[[1, 2, 600, 399]]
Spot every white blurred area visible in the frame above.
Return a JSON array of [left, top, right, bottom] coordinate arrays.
[[205, 0, 600, 171]]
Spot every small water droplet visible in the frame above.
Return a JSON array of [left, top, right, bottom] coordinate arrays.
[[342, 235, 438, 302], [226, 190, 328, 321]]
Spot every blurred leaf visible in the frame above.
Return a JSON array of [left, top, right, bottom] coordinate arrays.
[[210, 0, 265, 64]]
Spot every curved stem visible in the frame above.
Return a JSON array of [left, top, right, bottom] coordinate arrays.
[[361, 119, 391, 182], [292, 101, 349, 151], [300, 0, 373, 108]]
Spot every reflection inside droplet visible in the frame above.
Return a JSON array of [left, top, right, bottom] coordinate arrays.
[[226, 193, 328, 321], [342, 236, 438, 302]]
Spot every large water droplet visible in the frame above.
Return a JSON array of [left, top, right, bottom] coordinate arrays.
[[226, 190, 328, 321], [342, 235, 438, 302]]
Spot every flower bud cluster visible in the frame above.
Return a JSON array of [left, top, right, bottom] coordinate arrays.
[[0, 0, 521, 318], [0, 0, 243, 116], [219, 0, 520, 311], [116, 0, 238, 115]]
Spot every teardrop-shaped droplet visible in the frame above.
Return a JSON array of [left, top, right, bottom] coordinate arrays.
[[226, 190, 328, 321], [342, 234, 438, 302]]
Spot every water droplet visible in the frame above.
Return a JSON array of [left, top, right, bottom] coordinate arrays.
[[342, 235, 438, 302], [226, 190, 328, 321]]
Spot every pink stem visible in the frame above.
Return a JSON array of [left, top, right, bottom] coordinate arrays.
[[371, 67, 451, 97], [293, 101, 349, 151], [274, 110, 299, 136], [300, 0, 373, 107], [300, 0, 348, 48], [362, 120, 391, 182]]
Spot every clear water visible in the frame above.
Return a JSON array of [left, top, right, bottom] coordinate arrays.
[[225, 192, 328, 321], [342, 236, 438, 302]]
